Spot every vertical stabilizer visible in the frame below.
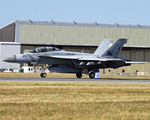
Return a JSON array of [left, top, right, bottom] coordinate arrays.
[[94, 39, 113, 57], [101, 38, 127, 58]]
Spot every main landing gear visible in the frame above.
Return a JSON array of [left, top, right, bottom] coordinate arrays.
[[76, 71, 95, 79], [89, 72, 95, 79], [76, 73, 82, 78]]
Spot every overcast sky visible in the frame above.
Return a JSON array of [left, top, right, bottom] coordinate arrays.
[[0, 0, 150, 28]]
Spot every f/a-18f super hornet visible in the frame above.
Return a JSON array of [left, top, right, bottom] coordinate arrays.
[[3, 38, 145, 78]]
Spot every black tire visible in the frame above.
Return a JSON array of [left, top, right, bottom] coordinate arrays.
[[76, 73, 82, 78], [40, 73, 47, 78], [89, 72, 95, 79]]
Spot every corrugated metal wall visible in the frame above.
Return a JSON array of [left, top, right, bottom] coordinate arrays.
[[0, 22, 15, 42], [19, 24, 150, 47]]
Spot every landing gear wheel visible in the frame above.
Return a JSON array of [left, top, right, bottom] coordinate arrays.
[[40, 73, 47, 78], [89, 72, 95, 79], [76, 73, 82, 78]]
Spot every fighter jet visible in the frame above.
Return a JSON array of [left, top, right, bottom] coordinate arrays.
[[3, 38, 145, 78]]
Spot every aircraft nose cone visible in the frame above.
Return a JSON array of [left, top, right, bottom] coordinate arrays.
[[3, 55, 17, 63]]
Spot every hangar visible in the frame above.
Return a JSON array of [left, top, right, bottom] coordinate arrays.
[[0, 20, 150, 74]]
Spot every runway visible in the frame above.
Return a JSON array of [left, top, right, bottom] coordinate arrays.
[[0, 77, 150, 83]]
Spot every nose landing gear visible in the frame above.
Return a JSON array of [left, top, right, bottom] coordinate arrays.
[[40, 64, 52, 78]]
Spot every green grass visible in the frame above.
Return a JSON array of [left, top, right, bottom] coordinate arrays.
[[0, 82, 150, 119]]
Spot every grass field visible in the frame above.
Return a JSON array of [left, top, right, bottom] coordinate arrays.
[[0, 82, 150, 119]]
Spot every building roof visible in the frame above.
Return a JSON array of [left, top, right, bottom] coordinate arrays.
[[1, 20, 150, 48], [15, 20, 150, 29]]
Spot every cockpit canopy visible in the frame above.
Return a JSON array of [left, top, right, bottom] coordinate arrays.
[[29, 46, 61, 53]]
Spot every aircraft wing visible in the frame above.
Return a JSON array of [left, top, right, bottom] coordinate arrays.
[[39, 55, 81, 60], [78, 57, 123, 61], [125, 61, 147, 64], [39, 55, 124, 62], [40, 55, 148, 63]]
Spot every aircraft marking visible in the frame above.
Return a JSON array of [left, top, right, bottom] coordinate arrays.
[[27, 54, 36, 62], [67, 53, 75, 55]]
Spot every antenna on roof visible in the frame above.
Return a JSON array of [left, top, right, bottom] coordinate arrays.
[[29, 19, 33, 24], [116, 22, 119, 27], [51, 20, 55, 24], [137, 23, 141, 28], [95, 21, 98, 25], [73, 21, 77, 24]]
